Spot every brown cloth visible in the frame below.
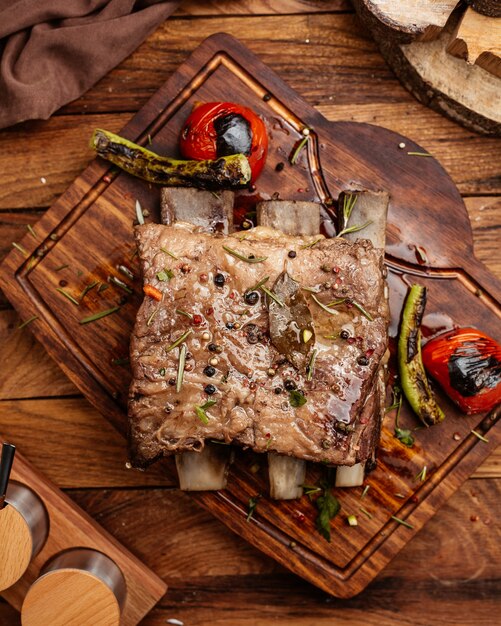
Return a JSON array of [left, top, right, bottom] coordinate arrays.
[[0, 0, 181, 129]]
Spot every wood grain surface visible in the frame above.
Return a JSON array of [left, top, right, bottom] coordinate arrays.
[[0, 0, 499, 623]]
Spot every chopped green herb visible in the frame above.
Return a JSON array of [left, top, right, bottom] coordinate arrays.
[[210, 191, 221, 199], [222, 245, 268, 264], [26, 256, 37, 271], [18, 315, 38, 329], [160, 247, 178, 260], [415, 465, 427, 482], [326, 298, 347, 307], [246, 494, 261, 521], [289, 389, 307, 408], [79, 306, 120, 324], [359, 506, 373, 519], [55, 264, 69, 272], [157, 268, 174, 282], [394, 493, 406, 499], [135, 199, 145, 225], [247, 275, 269, 293], [390, 384, 415, 448], [360, 485, 370, 500], [12, 242, 28, 257], [302, 484, 322, 499], [471, 430, 489, 443], [26, 224, 38, 239], [323, 333, 338, 340], [315, 479, 341, 541], [109, 276, 133, 294], [159, 367, 166, 376], [311, 294, 339, 316], [300, 237, 322, 249], [166, 329, 193, 353], [407, 151, 432, 157], [147, 133, 152, 145], [347, 514, 358, 527], [176, 344, 187, 393], [391, 515, 414, 530], [302, 328, 314, 343], [146, 303, 160, 327], [261, 285, 284, 307], [175, 309, 193, 320], [337, 220, 372, 238], [195, 399, 216, 425], [265, 436, 273, 450], [337, 193, 372, 238], [56, 288, 80, 306], [118, 265, 135, 280], [79, 280, 99, 301], [306, 349, 317, 382], [112, 357, 130, 366], [290, 134, 310, 165], [351, 300, 374, 322], [98, 283, 109, 293]]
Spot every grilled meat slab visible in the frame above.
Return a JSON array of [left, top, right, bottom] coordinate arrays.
[[128, 223, 388, 468]]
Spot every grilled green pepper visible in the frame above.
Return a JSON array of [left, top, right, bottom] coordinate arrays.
[[90, 129, 251, 189], [398, 284, 445, 426]]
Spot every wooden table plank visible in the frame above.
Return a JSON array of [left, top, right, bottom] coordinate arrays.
[[176, 0, 351, 16]]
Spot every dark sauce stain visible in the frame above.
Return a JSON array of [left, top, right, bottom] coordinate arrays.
[[449, 341, 501, 397], [214, 113, 252, 157], [421, 312, 456, 340]]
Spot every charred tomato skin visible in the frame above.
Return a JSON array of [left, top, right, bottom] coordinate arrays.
[[422, 327, 501, 414], [179, 102, 268, 183]]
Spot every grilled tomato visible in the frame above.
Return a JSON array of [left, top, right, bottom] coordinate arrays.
[[179, 102, 268, 183]]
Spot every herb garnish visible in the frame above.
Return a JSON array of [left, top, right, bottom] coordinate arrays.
[[301, 238, 322, 249], [351, 300, 374, 322], [290, 134, 310, 165], [18, 315, 38, 329], [360, 485, 370, 500], [55, 264, 69, 272], [159, 367, 166, 376], [359, 506, 373, 519], [315, 478, 341, 541], [311, 294, 339, 316], [195, 400, 216, 425], [160, 247, 178, 260], [336, 193, 372, 238], [98, 283, 109, 293], [176, 344, 187, 393], [80, 280, 99, 301], [166, 329, 193, 353], [109, 276, 133, 294], [407, 151, 432, 158], [112, 357, 130, 366], [389, 385, 415, 448], [26, 224, 38, 239], [306, 349, 317, 381], [56, 287, 80, 306], [247, 275, 269, 293], [12, 242, 28, 257], [135, 199, 145, 225], [302, 484, 322, 497], [391, 515, 414, 530], [79, 306, 120, 324], [118, 265, 135, 280], [222, 245, 268, 264], [246, 495, 261, 521], [347, 514, 358, 527], [326, 298, 347, 307], [261, 285, 284, 307], [175, 309, 193, 320], [157, 268, 174, 282], [471, 430, 489, 443], [289, 389, 307, 408], [415, 465, 427, 482]]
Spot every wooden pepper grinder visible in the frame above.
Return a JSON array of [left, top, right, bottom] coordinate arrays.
[[0, 444, 49, 592], [22, 548, 126, 626]]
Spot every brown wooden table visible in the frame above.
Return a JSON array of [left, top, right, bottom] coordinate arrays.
[[1, 2, 500, 624]]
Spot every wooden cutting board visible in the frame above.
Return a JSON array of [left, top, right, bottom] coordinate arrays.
[[1, 33, 500, 598]]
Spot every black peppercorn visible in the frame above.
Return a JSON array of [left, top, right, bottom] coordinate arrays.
[[340, 329, 350, 340], [204, 384, 216, 395], [357, 355, 369, 366], [203, 366, 216, 377], [168, 377, 176, 386], [275, 161, 285, 172], [208, 343, 219, 352], [226, 322, 235, 330], [263, 93, 272, 102], [288, 250, 297, 258], [245, 291, 259, 305], [284, 379, 297, 391], [214, 273, 225, 287], [274, 387, 282, 394]]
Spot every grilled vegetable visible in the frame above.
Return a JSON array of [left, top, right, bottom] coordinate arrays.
[[179, 102, 268, 182], [422, 328, 501, 414], [398, 285, 445, 426], [90, 129, 251, 189]]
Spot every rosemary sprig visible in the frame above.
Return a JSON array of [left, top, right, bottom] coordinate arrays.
[[306, 349, 317, 381], [246, 494, 261, 521], [247, 275, 269, 293], [336, 193, 371, 239], [195, 400, 216, 425], [55, 264, 69, 272], [290, 134, 310, 165], [109, 276, 133, 294], [118, 265, 135, 280], [98, 283, 109, 293], [351, 300, 374, 322], [337, 220, 372, 238], [79, 306, 120, 324], [326, 298, 347, 307], [166, 329, 193, 353], [391, 515, 414, 530], [146, 303, 160, 326], [261, 285, 284, 307], [359, 506, 373, 519], [176, 344, 187, 393], [222, 245, 268, 264], [80, 280, 99, 301], [415, 465, 427, 482], [471, 430, 489, 443], [160, 247, 178, 260], [301, 238, 322, 249], [135, 199, 145, 225], [176, 309, 193, 320], [18, 315, 38, 329], [360, 485, 370, 500], [56, 287, 80, 306], [301, 285, 321, 293], [26, 224, 38, 239], [311, 294, 339, 316], [12, 242, 28, 257], [407, 151, 432, 157]]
